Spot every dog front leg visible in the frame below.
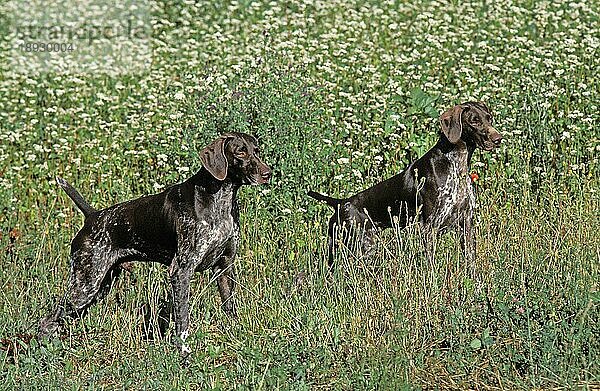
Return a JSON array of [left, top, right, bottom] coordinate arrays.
[[214, 242, 237, 318], [170, 258, 193, 357], [420, 224, 437, 261], [214, 265, 236, 318], [459, 216, 477, 279]]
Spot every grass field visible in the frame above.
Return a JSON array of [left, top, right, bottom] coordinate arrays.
[[1, 0, 599, 388]]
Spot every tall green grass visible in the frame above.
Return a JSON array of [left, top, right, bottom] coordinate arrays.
[[1, 0, 599, 388]]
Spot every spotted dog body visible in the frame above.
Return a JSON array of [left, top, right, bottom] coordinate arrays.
[[429, 147, 472, 231], [308, 102, 502, 267], [39, 132, 271, 355]]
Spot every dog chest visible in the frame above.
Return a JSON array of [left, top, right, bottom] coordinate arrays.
[[430, 151, 473, 230], [176, 187, 239, 263]]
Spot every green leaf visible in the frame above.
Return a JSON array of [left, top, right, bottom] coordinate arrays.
[[482, 328, 495, 347], [470, 338, 482, 349], [408, 88, 440, 118]]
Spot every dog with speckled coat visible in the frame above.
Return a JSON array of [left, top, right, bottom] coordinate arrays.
[[39, 132, 271, 356], [308, 102, 502, 268]]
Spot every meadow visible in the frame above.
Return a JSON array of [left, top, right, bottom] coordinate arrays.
[[0, 0, 598, 388]]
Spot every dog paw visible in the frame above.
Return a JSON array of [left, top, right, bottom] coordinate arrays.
[[180, 343, 192, 358], [37, 317, 61, 340]]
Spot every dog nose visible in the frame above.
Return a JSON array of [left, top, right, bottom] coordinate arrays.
[[490, 129, 502, 146]]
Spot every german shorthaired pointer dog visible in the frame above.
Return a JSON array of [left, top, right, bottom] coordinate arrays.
[[308, 102, 502, 267], [39, 132, 271, 355]]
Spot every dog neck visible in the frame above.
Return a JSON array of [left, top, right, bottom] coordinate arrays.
[[189, 168, 240, 195], [435, 135, 475, 176]]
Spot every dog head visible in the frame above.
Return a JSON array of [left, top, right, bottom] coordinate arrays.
[[440, 102, 502, 151], [200, 132, 271, 185]]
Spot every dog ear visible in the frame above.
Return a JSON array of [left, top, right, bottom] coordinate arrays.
[[200, 135, 230, 181], [440, 105, 464, 144]]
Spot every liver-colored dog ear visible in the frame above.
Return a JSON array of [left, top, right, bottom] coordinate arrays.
[[200, 136, 229, 180], [440, 105, 464, 144]]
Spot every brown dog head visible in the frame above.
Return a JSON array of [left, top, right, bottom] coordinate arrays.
[[440, 102, 502, 151], [200, 133, 271, 184]]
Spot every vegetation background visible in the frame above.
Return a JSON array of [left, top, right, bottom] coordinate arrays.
[[0, 0, 598, 388]]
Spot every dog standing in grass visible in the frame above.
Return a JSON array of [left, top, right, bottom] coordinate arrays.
[[308, 102, 502, 267], [39, 132, 271, 355]]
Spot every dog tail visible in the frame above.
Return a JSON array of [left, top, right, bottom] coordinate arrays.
[[56, 177, 96, 217], [307, 190, 343, 207]]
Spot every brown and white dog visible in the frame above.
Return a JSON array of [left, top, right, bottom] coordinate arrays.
[[309, 102, 502, 267], [39, 132, 271, 355]]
